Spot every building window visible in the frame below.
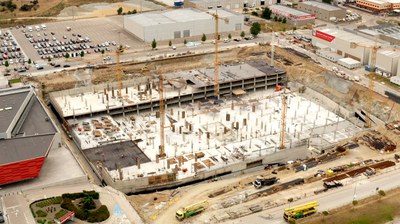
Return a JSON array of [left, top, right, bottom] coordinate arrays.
[[174, 31, 181, 39], [235, 23, 242, 31], [183, 30, 190, 37]]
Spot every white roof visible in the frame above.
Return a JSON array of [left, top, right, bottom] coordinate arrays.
[[362, 0, 390, 4], [316, 28, 377, 46], [125, 8, 237, 27], [378, 49, 400, 58], [300, 1, 343, 11], [338, 57, 360, 65], [384, 0, 400, 3]]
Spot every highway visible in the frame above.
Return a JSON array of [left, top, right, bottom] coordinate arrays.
[[224, 166, 400, 224]]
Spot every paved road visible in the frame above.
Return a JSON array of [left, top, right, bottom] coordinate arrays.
[[224, 166, 400, 224]]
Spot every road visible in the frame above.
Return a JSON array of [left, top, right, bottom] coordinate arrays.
[[225, 166, 400, 224]]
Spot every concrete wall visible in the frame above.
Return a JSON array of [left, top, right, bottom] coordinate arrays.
[[375, 51, 400, 76], [101, 146, 308, 194]]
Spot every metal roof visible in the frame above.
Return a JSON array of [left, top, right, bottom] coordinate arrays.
[[0, 90, 29, 133], [0, 134, 54, 165], [316, 28, 377, 46], [269, 5, 312, 17], [125, 8, 225, 27], [300, 1, 344, 11]]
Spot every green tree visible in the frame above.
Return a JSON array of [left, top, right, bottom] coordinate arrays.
[[243, 8, 249, 13], [184, 39, 187, 44], [282, 17, 287, 24], [322, 0, 332, 3], [151, 38, 157, 49], [218, 34, 220, 40], [273, 16, 278, 21], [201, 33, 207, 42], [48, 57, 51, 62], [251, 11, 258, 16], [80, 51, 85, 58], [168, 40, 172, 46], [278, 17, 282, 22], [228, 33, 232, 39], [261, 7, 272, 20], [117, 7, 123, 15], [250, 22, 261, 37], [101, 49, 105, 55], [28, 58, 31, 64], [65, 53, 70, 60], [240, 31, 245, 38], [378, 190, 386, 196], [4, 60, 9, 67]]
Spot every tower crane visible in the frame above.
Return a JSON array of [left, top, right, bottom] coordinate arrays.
[[158, 74, 187, 159], [350, 41, 382, 128], [209, 10, 229, 98], [279, 87, 287, 149], [116, 47, 123, 98]]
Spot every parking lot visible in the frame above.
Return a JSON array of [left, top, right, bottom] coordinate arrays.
[[9, 16, 143, 70], [0, 30, 29, 75]]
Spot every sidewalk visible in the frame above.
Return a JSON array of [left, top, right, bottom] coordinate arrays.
[[1, 183, 143, 224]]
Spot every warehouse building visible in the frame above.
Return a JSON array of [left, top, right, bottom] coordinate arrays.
[[123, 8, 244, 42], [0, 86, 60, 186], [298, 1, 346, 22], [269, 5, 315, 27], [312, 28, 382, 64], [185, 0, 277, 10]]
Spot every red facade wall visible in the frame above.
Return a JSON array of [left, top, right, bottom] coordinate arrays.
[[0, 157, 46, 185]]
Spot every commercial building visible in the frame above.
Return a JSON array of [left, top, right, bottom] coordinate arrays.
[[312, 28, 382, 64], [0, 86, 60, 185], [355, 0, 400, 12], [185, 0, 277, 10], [297, 1, 346, 22], [269, 5, 315, 27], [123, 8, 244, 41]]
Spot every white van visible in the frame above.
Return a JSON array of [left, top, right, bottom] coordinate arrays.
[[35, 25, 40, 31], [27, 26, 33, 32], [41, 24, 47, 30]]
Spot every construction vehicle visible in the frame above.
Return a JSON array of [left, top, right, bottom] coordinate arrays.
[[283, 201, 319, 221], [323, 180, 343, 189], [175, 200, 209, 221], [253, 176, 279, 189]]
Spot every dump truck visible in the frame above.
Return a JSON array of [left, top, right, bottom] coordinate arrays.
[[253, 177, 279, 189], [175, 200, 209, 221], [283, 201, 319, 221]]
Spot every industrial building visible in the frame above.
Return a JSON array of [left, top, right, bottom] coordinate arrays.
[[358, 24, 400, 45], [297, 1, 346, 22], [269, 5, 315, 27], [123, 8, 244, 42], [0, 86, 60, 186], [184, 0, 277, 10], [338, 58, 361, 69], [312, 28, 382, 64], [355, 0, 400, 12], [375, 50, 400, 76]]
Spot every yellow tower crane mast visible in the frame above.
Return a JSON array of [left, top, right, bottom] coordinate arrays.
[[158, 74, 187, 159], [116, 47, 123, 98], [210, 11, 229, 98], [350, 41, 382, 128]]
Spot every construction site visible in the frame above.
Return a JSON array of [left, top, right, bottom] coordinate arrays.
[[22, 25, 400, 224]]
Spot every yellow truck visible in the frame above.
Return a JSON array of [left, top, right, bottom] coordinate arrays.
[[175, 200, 209, 221], [283, 201, 319, 222]]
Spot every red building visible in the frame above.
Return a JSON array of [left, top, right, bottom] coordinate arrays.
[[0, 86, 59, 185]]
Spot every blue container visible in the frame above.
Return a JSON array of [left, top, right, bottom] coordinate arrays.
[[365, 65, 371, 71], [174, 1, 184, 6]]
